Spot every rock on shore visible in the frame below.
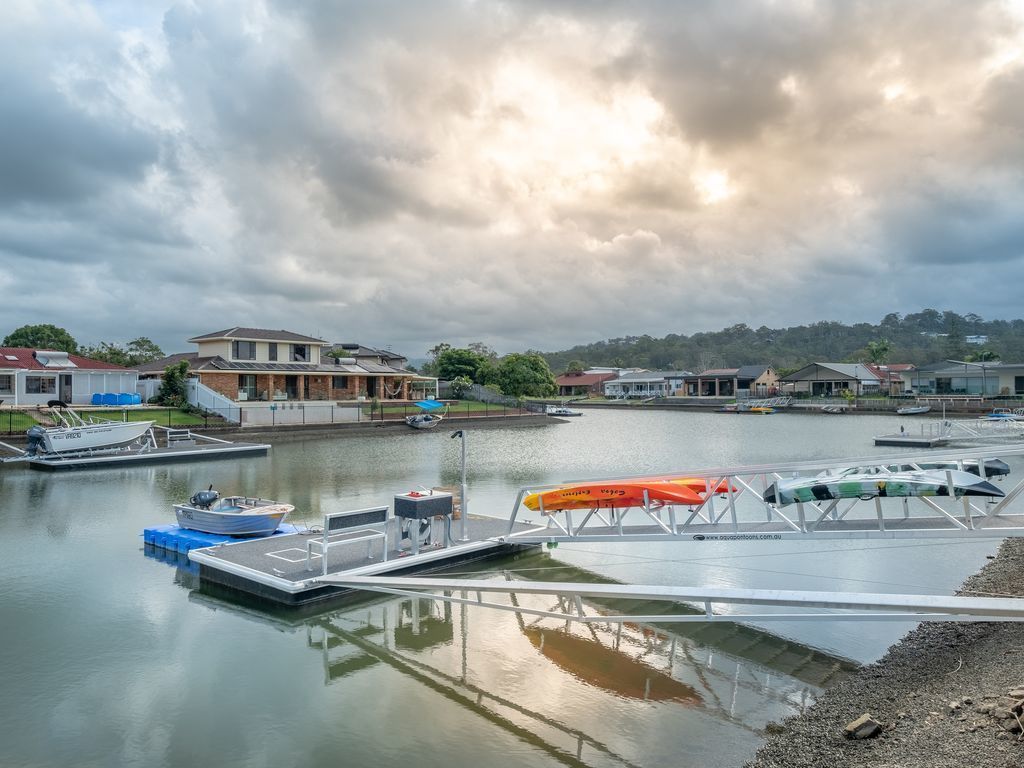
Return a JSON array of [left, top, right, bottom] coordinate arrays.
[[748, 538, 1024, 768]]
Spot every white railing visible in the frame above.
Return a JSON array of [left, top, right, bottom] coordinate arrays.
[[187, 379, 241, 424]]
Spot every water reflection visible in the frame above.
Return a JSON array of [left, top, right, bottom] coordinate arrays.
[[148, 546, 854, 767]]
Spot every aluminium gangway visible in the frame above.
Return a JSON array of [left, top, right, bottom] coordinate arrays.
[[319, 444, 1024, 623]]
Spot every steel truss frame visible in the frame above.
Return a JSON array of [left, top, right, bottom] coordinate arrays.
[[501, 444, 1024, 543]]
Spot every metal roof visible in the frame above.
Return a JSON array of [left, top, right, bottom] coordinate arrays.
[[187, 327, 328, 344]]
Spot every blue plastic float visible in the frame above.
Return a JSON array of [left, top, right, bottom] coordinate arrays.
[[142, 523, 301, 554]]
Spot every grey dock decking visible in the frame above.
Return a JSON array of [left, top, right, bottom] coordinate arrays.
[[184, 516, 542, 606]]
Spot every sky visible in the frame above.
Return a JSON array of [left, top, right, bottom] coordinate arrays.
[[2, 0, 1024, 358]]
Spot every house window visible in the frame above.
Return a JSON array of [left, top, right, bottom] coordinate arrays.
[[232, 340, 256, 360], [291, 344, 309, 362], [268, 343, 277, 361], [26, 376, 57, 394], [237, 374, 257, 400], [0, 374, 12, 394], [332, 376, 348, 389]]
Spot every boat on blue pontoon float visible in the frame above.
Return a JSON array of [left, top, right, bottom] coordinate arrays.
[[174, 488, 294, 536], [406, 399, 445, 429]]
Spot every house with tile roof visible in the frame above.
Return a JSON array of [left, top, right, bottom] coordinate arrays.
[[139, 327, 424, 404], [0, 348, 138, 406], [554, 371, 618, 397]]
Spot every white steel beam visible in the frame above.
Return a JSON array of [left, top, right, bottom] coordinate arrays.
[[316, 575, 1024, 623]]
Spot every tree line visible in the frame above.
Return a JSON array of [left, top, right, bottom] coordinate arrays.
[[2, 323, 166, 367], [536, 310, 1020, 375]]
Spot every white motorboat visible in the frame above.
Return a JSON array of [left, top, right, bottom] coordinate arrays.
[[546, 404, 583, 417], [896, 405, 931, 415], [174, 488, 293, 536], [25, 400, 154, 455]]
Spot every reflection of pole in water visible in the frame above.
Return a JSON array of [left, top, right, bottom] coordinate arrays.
[[313, 600, 644, 768]]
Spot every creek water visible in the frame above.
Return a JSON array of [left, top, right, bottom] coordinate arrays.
[[0, 409, 1010, 767]]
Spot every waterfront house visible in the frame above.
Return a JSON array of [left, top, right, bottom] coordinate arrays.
[[554, 371, 618, 397], [864, 363, 916, 396], [780, 363, 880, 397], [604, 371, 691, 399], [139, 328, 421, 403], [898, 361, 1024, 397], [0, 347, 138, 406], [681, 366, 779, 398]]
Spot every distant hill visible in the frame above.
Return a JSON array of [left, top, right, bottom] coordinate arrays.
[[540, 310, 1024, 375]]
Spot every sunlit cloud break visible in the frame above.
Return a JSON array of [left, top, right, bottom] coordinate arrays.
[[2, 0, 1024, 355]]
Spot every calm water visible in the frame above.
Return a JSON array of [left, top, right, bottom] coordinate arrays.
[[0, 409, 1009, 767]]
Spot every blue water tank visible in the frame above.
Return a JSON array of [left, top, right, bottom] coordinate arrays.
[[117, 393, 132, 406], [131, 393, 142, 405], [91, 393, 103, 406], [101, 393, 118, 406]]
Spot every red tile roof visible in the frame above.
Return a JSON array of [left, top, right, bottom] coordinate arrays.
[[555, 372, 617, 386], [0, 348, 132, 371]]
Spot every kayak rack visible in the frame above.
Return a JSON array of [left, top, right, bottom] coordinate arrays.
[[313, 445, 1024, 624], [499, 444, 1024, 544]]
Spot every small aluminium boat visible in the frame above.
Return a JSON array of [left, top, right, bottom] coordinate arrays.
[[546, 405, 583, 417], [174, 488, 293, 536], [763, 470, 1005, 506], [896, 405, 931, 415], [25, 400, 154, 455], [406, 399, 445, 429]]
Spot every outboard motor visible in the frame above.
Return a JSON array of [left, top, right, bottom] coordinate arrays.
[[190, 486, 220, 509], [25, 425, 47, 456]]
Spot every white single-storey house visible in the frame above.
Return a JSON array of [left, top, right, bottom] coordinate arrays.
[[0, 348, 138, 406], [604, 370, 691, 399]]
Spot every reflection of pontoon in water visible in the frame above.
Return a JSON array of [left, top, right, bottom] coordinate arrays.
[[162, 549, 853, 766]]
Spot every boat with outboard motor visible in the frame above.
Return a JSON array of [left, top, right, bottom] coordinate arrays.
[[763, 469, 1005, 506], [174, 487, 294, 536], [24, 400, 154, 455], [406, 399, 445, 429]]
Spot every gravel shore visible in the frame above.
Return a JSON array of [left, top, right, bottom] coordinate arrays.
[[748, 538, 1024, 768]]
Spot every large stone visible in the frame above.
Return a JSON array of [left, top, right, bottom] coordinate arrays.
[[844, 714, 883, 740]]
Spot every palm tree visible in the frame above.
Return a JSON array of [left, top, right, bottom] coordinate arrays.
[[866, 339, 893, 364]]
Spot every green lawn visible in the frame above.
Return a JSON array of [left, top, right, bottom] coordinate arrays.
[[0, 412, 38, 433], [79, 408, 209, 427]]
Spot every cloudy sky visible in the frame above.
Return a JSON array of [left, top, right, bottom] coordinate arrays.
[[2, 0, 1024, 357]]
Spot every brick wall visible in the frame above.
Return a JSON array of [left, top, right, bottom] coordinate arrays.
[[199, 372, 239, 400]]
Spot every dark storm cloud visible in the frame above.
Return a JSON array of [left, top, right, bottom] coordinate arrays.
[[3, 0, 1024, 354]]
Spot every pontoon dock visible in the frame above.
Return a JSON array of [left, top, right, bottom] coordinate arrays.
[[1, 426, 269, 471]]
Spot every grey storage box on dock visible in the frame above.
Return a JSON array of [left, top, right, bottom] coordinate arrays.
[[394, 491, 454, 519]]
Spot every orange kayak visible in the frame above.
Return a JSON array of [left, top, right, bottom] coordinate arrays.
[[523, 481, 703, 513]]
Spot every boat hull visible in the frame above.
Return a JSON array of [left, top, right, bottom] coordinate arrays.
[[406, 414, 442, 429], [40, 420, 154, 453], [896, 406, 931, 415], [763, 470, 1004, 505], [174, 501, 292, 537]]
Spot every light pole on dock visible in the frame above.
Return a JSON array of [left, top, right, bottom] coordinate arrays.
[[451, 430, 469, 540]]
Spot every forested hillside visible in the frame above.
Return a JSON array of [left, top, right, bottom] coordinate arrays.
[[541, 310, 1024, 375]]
